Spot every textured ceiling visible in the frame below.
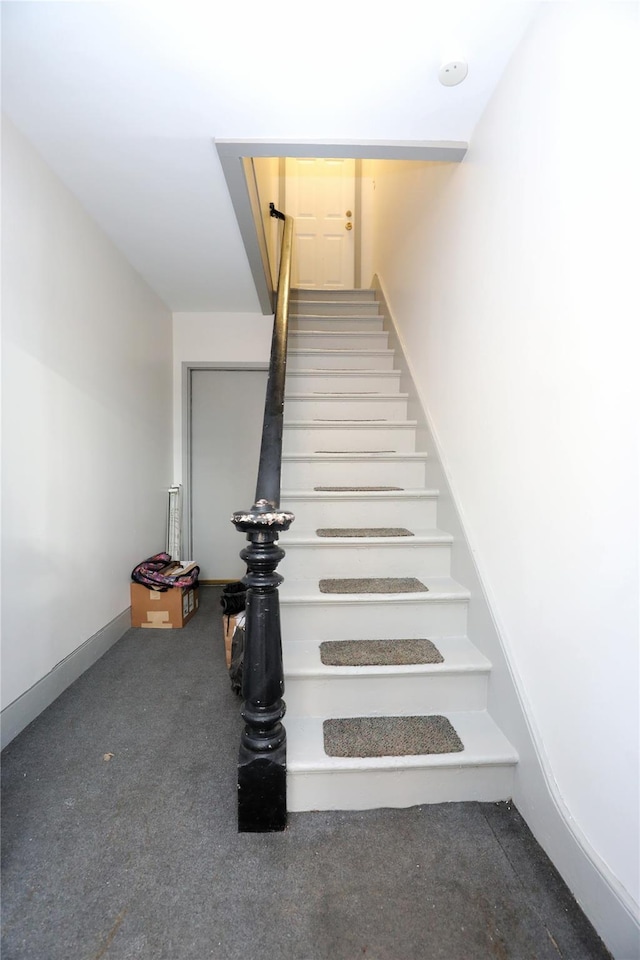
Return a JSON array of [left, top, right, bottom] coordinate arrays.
[[1, 1, 536, 311]]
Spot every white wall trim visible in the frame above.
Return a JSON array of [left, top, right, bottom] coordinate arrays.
[[1, 608, 131, 751], [373, 274, 640, 960]]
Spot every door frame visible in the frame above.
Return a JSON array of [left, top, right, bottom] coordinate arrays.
[[215, 139, 468, 315], [182, 361, 269, 566]]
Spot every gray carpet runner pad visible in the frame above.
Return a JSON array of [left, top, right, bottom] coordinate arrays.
[[315, 450, 396, 454], [317, 528, 413, 538], [314, 486, 404, 491], [323, 716, 464, 757], [319, 577, 428, 594], [320, 639, 444, 667]]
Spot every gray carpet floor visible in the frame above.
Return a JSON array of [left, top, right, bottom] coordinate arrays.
[[1, 587, 611, 960]]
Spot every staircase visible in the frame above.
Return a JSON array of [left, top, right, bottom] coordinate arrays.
[[278, 288, 518, 812]]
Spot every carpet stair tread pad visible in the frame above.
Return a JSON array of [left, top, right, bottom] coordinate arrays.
[[313, 486, 404, 491], [323, 715, 464, 757], [319, 577, 429, 594], [315, 450, 396, 454], [320, 638, 444, 666], [317, 527, 414, 538]]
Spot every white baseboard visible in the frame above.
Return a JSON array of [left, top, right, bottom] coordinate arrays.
[[373, 275, 640, 960], [1, 607, 131, 751]]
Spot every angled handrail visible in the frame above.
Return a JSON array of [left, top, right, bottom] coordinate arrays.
[[253, 209, 293, 509], [231, 208, 294, 832]]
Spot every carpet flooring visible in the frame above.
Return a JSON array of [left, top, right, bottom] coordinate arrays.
[[1, 587, 612, 960], [316, 527, 414, 538], [314, 450, 396, 454], [313, 486, 404, 491], [319, 577, 428, 594], [323, 716, 464, 758], [320, 638, 444, 666]]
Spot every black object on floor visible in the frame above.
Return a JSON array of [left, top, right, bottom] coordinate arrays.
[[1, 588, 612, 960], [220, 580, 247, 616]]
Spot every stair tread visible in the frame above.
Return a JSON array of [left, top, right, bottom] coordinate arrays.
[[279, 576, 470, 602], [282, 452, 428, 461], [285, 392, 408, 399], [282, 488, 438, 498], [288, 348, 392, 355], [287, 712, 518, 770], [283, 636, 491, 677], [285, 419, 417, 426], [324, 715, 464, 758], [289, 320, 384, 333], [281, 528, 453, 545], [291, 289, 376, 295], [286, 369, 401, 376], [290, 329, 386, 336]]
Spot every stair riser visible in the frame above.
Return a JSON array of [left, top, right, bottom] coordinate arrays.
[[290, 301, 380, 317], [280, 599, 468, 641], [290, 289, 377, 303], [286, 372, 401, 393], [287, 764, 515, 812], [281, 458, 428, 488], [283, 425, 416, 454], [279, 542, 452, 579], [290, 317, 384, 333], [284, 672, 489, 718], [287, 351, 395, 371], [280, 497, 439, 531], [289, 332, 388, 351], [284, 397, 408, 421]]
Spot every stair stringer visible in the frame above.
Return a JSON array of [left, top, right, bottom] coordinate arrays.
[[372, 275, 639, 960]]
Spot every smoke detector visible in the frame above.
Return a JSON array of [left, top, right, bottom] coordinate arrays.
[[439, 61, 468, 86]]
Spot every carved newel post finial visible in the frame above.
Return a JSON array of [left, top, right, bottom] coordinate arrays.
[[231, 500, 294, 832]]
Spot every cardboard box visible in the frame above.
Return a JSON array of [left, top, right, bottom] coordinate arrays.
[[223, 614, 241, 667], [131, 582, 199, 629]]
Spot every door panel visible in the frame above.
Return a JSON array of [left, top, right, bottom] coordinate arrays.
[[285, 157, 356, 289], [190, 368, 268, 580]]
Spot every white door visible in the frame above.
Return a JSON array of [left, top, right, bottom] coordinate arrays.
[[285, 157, 356, 289], [190, 367, 268, 581]]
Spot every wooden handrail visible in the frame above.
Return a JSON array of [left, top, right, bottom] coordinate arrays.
[[231, 211, 295, 832]]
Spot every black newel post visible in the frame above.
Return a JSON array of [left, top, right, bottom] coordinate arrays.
[[232, 504, 293, 832], [231, 209, 294, 832]]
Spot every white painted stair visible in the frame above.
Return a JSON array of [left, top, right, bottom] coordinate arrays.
[[279, 288, 518, 812]]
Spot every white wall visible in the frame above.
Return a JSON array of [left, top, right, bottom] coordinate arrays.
[[371, 2, 639, 952], [1, 116, 173, 717], [172, 312, 273, 484]]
